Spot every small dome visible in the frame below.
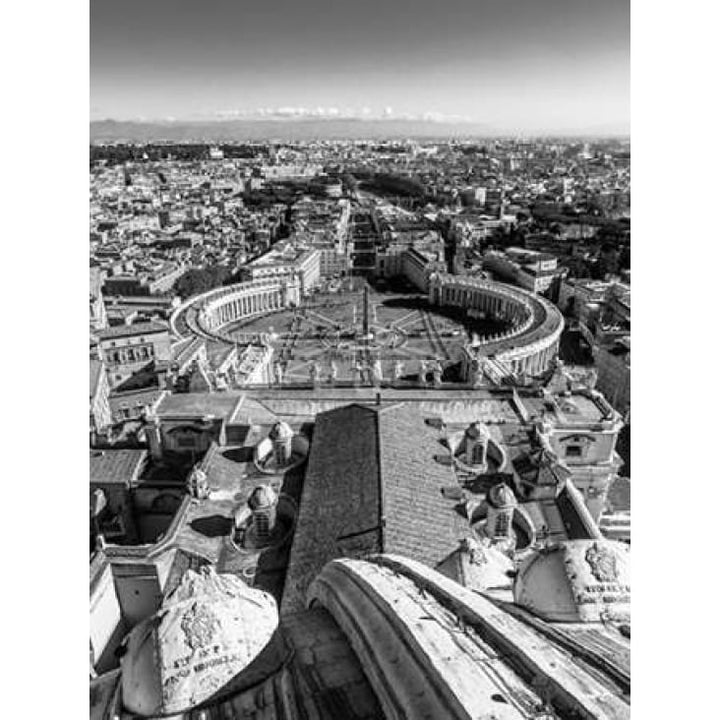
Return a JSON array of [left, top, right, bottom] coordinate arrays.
[[121, 567, 278, 716], [514, 539, 630, 623], [268, 421, 293, 441], [247, 484, 278, 510], [487, 483, 517, 509], [465, 421, 491, 442]]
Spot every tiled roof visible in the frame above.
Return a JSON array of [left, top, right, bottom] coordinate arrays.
[[282, 405, 381, 614], [156, 391, 240, 419], [379, 403, 468, 565], [96, 321, 168, 340], [108, 387, 162, 413], [90, 448, 148, 486], [282, 402, 469, 614]]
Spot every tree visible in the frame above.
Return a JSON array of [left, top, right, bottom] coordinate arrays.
[[173, 265, 233, 300]]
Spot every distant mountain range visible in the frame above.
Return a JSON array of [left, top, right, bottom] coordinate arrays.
[[90, 118, 629, 143]]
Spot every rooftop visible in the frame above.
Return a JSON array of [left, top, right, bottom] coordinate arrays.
[[90, 448, 148, 486], [155, 391, 241, 419], [282, 402, 470, 614], [96, 321, 169, 341], [519, 392, 606, 425]]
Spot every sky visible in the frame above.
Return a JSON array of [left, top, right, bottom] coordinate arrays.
[[90, 0, 629, 133]]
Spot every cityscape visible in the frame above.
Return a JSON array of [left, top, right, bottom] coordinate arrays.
[[90, 2, 631, 719]]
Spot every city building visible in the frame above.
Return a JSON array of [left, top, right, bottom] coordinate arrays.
[[595, 336, 631, 417], [245, 246, 321, 295], [96, 321, 172, 389], [483, 247, 564, 295]]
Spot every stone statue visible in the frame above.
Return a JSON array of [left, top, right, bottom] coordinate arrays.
[[187, 465, 210, 500], [471, 356, 485, 387], [432, 360, 443, 387], [352, 361, 362, 385], [372, 357, 383, 386], [393, 360, 404, 381], [361, 363, 373, 386], [309, 362, 320, 385], [328, 360, 338, 385], [274, 361, 284, 386], [419, 359, 429, 386], [586, 368, 598, 390]]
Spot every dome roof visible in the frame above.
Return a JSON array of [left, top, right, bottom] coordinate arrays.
[[248, 484, 278, 510], [121, 567, 278, 717], [269, 421, 293, 441], [465, 421, 491, 442], [514, 539, 631, 623], [455, 537, 515, 595], [487, 483, 517, 510]]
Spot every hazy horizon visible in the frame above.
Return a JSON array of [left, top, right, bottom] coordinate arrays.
[[91, 0, 629, 135]]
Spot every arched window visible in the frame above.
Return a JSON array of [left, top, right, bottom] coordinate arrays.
[[472, 444, 485, 465], [494, 512, 510, 537]]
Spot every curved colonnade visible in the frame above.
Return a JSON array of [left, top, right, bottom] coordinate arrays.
[[171, 273, 564, 379], [170, 278, 295, 344], [429, 273, 564, 377]]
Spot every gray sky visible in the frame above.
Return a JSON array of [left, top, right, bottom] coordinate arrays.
[[90, 0, 629, 133]]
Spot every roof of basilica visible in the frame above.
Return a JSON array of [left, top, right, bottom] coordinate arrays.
[[282, 402, 472, 615]]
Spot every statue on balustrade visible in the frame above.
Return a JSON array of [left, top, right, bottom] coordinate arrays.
[[471, 355, 486, 387], [372, 357, 383, 386], [273, 361, 284, 386], [309, 362, 320, 385], [432, 359, 443, 387], [418, 359, 429, 386]]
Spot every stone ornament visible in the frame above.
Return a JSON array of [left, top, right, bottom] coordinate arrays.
[[585, 542, 619, 583]]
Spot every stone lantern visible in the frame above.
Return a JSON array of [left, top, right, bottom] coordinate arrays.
[[268, 421, 293, 466], [465, 421, 491, 467], [247, 485, 279, 543], [484, 483, 518, 551]]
